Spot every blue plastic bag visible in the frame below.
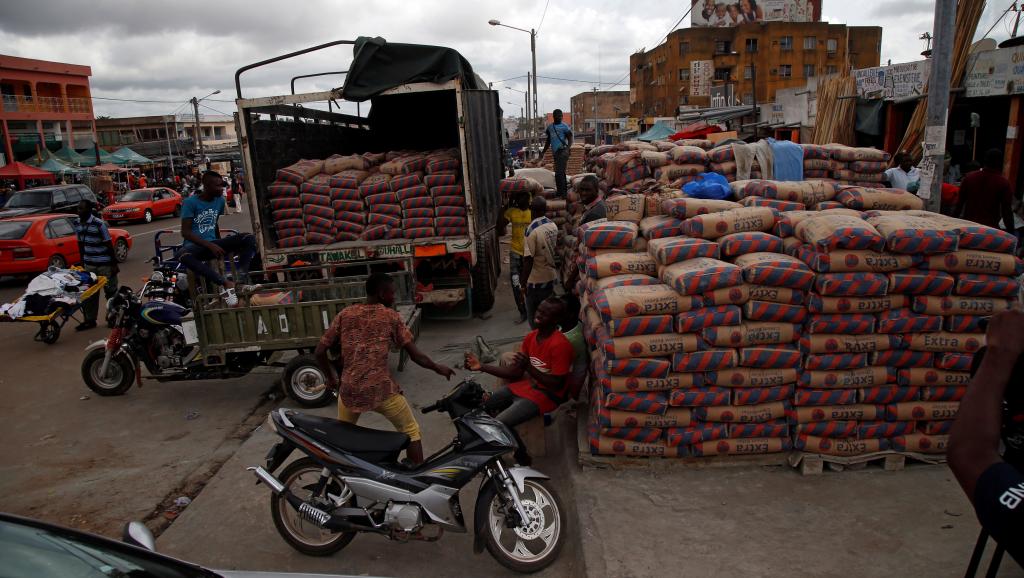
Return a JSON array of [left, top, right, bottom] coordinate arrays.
[[682, 172, 732, 200]]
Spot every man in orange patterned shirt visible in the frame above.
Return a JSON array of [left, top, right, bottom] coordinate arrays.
[[316, 273, 454, 464]]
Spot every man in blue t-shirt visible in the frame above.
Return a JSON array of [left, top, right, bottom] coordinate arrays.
[[540, 109, 573, 197], [177, 170, 258, 306]]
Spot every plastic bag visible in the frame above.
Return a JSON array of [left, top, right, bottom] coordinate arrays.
[[682, 172, 732, 200]]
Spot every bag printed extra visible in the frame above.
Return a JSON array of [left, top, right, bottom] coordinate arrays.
[[806, 314, 876, 335], [648, 236, 720, 265], [897, 368, 971, 387], [814, 272, 889, 297], [799, 334, 898, 354], [893, 433, 949, 454], [876, 309, 943, 334], [704, 367, 799, 387], [730, 419, 790, 438], [664, 423, 728, 447], [718, 232, 785, 258], [888, 269, 955, 296], [604, 407, 693, 428], [807, 294, 909, 314], [586, 252, 658, 279], [747, 285, 805, 305], [662, 197, 741, 219], [922, 250, 1024, 276], [800, 248, 920, 274], [668, 387, 732, 407], [702, 284, 752, 306], [703, 322, 800, 347], [796, 435, 890, 456], [858, 386, 921, 404], [690, 437, 792, 456], [791, 404, 886, 422], [937, 352, 974, 371], [606, 315, 675, 337], [603, 357, 673, 378], [603, 332, 702, 359], [732, 385, 796, 405], [604, 372, 704, 392], [954, 273, 1020, 297], [799, 366, 894, 389], [591, 435, 666, 457], [680, 207, 778, 240], [913, 296, 1014, 316], [922, 420, 954, 435], [885, 401, 959, 421], [660, 258, 743, 295], [795, 421, 859, 438], [591, 284, 702, 321], [696, 401, 790, 423], [795, 213, 885, 252]]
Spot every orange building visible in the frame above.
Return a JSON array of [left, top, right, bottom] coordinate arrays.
[[0, 54, 95, 164]]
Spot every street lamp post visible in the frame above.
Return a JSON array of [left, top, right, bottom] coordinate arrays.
[[506, 84, 530, 154], [190, 90, 221, 164], [489, 19, 538, 159]]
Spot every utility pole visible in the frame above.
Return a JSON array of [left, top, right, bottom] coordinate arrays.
[[526, 72, 533, 161], [531, 28, 538, 159], [921, 0, 956, 213], [190, 96, 204, 163], [593, 86, 599, 145], [164, 118, 174, 174]]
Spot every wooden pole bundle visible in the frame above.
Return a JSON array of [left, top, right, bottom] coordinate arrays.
[[810, 75, 857, 145], [894, 0, 986, 160]]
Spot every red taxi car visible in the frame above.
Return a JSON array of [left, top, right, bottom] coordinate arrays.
[[103, 187, 182, 224], [0, 214, 132, 275]]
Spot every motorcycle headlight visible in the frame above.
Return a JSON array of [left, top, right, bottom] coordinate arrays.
[[474, 420, 515, 447], [150, 271, 165, 283]]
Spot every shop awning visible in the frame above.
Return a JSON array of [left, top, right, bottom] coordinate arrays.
[[111, 146, 154, 165], [90, 163, 129, 173], [637, 122, 676, 142], [30, 156, 87, 176], [53, 145, 89, 166], [0, 161, 57, 188], [77, 146, 116, 167]]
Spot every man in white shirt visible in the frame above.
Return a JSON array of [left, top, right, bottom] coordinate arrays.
[[884, 152, 920, 192]]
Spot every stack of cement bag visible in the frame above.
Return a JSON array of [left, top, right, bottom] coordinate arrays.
[[826, 145, 892, 186], [640, 146, 708, 189], [707, 144, 763, 182], [566, 143, 587, 176], [801, 144, 833, 180]]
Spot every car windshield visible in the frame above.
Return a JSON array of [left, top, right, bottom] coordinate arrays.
[[4, 191, 50, 209], [0, 222, 31, 240], [0, 519, 210, 578], [121, 191, 153, 202]]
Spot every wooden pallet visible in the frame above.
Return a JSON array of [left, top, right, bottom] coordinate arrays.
[[788, 450, 947, 476]]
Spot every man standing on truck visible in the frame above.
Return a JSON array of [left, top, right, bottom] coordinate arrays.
[[177, 170, 259, 307], [498, 190, 532, 324], [520, 195, 559, 329], [540, 109, 573, 198], [316, 273, 455, 465]]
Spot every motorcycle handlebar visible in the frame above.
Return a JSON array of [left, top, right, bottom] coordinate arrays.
[[421, 402, 440, 414]]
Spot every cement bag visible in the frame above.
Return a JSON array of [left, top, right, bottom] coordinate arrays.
[[581, 221, 639, 249], [731, 180, 759, 198], [897, 368, 971, 388], [704, 367, 798, 387], [703, 284, 752, 306], [743, 300, 806, 323], [669, 387, 732, 407], [691, 437, 792, 456], [740, 196, 806, 212], [648, 237, 720, 265], [837, 187, 924, 211], [276, 159, 324, 184], [589, 274, 663, 292], [887, 269, 954, 296], [796, 435, 889, 455], [795, 422, 860, 438], [812, 201, 847, 211], [920, 421, 954, 435], [920, 386, 968, 401], [876, 309, 943, 334], [424, 173, 457, 188], [799, 248, 919, 273], [799, 334, 898, 355], [603, 372, 703, 393], [669, 145, 709, 164], [603, 408, 692, 428], [675, 305, 743, 333], [267, 181, 300, 199], [746, 180, 836, 206], [793, 388, 859, 406], [799, 367, 894, 389], [718, 232, 785, 259], [660, 258, 743, 295], [590, 434, 666, 457], [803, 159, 832, 170], [871, 350, 936, 368], [738, 345, 803, 369], [656, 164, 705, 181], [893, 433, 950, 454], [913, 295, 1015, 316], [834, 170, 886, 183], [814, 272, 889, 297], [804, 169, 830, 179], [671, 349, 738, 372], [945, 316, 988, 333], [591, 284, 701, 320], [603, 392, 668, 415], [639, 216, 683, 240], [937, 352, 975, 371], [682, 207, 778, 239], [733, 253, 815, 290], [827, 146, 891, 162], [923, 250, 1024, 276], [585, 252, 657, 278], [695, 401, 790, 423], [329, 170, 371, 189], [708, 145, 735, 163], [731, 389, 796, 408], [269, 197, 302, 212], [859, 389, 921, 404], [955, 273, 1020, 297], [804, 353, 869, 371], [599, 427, 663, 443], [867, 214, 959, 254], [323, 154, 368, 174], [902, 333, 985, 353], [499, 176, 543, 194], [603, 357, 673, 378], [677, 139, 714, 150], [791, 404, 885, 423], [748, 285, 805, 305], [806, 314, 876, 335], [702, 321, 804, 348], [886, 401, 959, 422], [801, 144, 831, 160], [928, 216, 1018, 253], [604, 194, 645, 223], [641, 150, 670, 168], [664, 424, 728, 447], [807, 294, 908, 314], [380, 155, 426, 175], [662, 197, 741, 219], [795, 213, 885, 252], [859, 420, 917, 438], [606, 315, 675, 337], [782, 236, 804, 256], [603, 332, 702, 359], [774, 208, 862, 237]]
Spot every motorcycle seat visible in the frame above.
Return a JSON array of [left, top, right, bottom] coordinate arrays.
[[289, 413, 410, 462]]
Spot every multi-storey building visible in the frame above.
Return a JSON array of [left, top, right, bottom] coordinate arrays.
[[569, 90, 631, 135]]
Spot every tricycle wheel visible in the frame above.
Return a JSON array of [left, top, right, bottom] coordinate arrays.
[[82, 349, 135, 396], [282, 354, 333, 408], [37, 321, 61, 344]]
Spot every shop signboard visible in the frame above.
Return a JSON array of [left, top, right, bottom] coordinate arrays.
[[690, 0, 820, 26], [853, 60, 930, 101], [965, 47, 1024, 97]]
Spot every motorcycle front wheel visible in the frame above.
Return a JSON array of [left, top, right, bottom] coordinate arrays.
[[270, 457, 356, 556], [483, 478, 566, 573], [81, 349, 135, 396]]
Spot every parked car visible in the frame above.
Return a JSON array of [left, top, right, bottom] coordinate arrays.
[[103, 187, 182, 224], [0, 214, 131, 275], [0, 184, 101, 219], [0, 513, 363, 578]]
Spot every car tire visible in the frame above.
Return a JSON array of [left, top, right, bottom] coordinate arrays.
[[48, 254, 67, 269], [143, 210, 153, 224], [114, 239, 129, 263]]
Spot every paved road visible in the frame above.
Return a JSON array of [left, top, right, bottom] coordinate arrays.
[[0, 209, 274, 537]]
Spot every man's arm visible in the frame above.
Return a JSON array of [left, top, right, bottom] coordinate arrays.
[[497, 207, 511, 236], [949, 310, 1024, 500], [314, 340, 341, 388], [98, 222, 118, 271], [521, 361, 567, 389], [402, 341, 454, 379], [566, 128, 574, 148], [520, 256, 534, 291]]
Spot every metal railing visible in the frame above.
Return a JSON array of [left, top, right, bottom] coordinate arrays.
[[1, 94, 92, 114]]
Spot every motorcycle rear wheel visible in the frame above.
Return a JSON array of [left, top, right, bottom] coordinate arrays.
[[81, 349, 135, 396], [483, 478, 566, 573], [270, 457, 356, 556]]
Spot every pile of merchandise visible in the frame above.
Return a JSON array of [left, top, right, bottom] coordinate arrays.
[[826, 144, 892, 187], [263, 149, 466, 249]]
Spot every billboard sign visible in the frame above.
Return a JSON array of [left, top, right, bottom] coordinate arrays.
[[964, 46, 1024, 98], [690, 60, 713, 97], [853, 60, 930, 101], [690, 0, 821, 27]]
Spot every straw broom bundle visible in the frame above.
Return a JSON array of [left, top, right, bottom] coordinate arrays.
[[811, 75, 857, 145]]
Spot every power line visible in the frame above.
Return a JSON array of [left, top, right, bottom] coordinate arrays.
[[92, 95, 188, 104], [537, 0, 551, 34], [603, 3, 695, 91], [197, 102, 233, 117]]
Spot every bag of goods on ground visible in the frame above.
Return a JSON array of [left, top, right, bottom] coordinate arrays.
[[680, 207, 778, 240]]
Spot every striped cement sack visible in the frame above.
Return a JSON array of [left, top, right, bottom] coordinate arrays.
[[662, 198, 742, 219], [703, 322, 800, 347], [675, 306, 743, 333], [603, 332, 702, 359], [837, 187, 925, 211], [954, 273, 1020, 297], [660, 258, 743, 295], [672, 349, 738, 372], [795, 213, 885, 252], [866, 213, 960, 254], [681, 207, 778, 240], [902, 333, 985, 353], [900, 212, 1018, 254], [639, 216, 683, 240], [606, 315, 676, 337], [647, 237, 720, 265], [585, 252, 658, 279], [807, 294, 909, 314], [704, 367, 798, 387], [887, 269, 954, 296], [799, 334, 898, 354], [743, 300, 807, 323], [797, 247, 919, 273], [774, 208, 863, 237], [827, 146, 891, 162], [804, 353, 869, 371], [739, 197, 806, 212], [733, 252, 815, 290], [814, 272, 890, 297], [876, 309, 943, 334], [743, 180, 836, 205], [605, 194, 646, 223], [748, 285, 805, 305], [718, 232, 785, 258], [912, 295, 1015, 316], [739, 345, 803, 369], [806, 314, 876, 335], [582, 221, 639, 249], [703, 284, 752, 306], [669, 146, 709, 164], [591, 284, 702, 320], [922, 250, 1024, 276]]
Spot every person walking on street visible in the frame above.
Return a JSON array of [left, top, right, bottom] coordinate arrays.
[[954, 149, 1016, 233], [540, 109, 573, 197], [498, 190, 532, 323], [521, 195, 559, 329], [74, 200, 118, 331], [316, 273, 455, 465]]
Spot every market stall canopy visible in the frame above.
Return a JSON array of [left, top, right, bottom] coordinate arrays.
[[111, 147, 153, 166], [670, 121, 723, 141], [53, 145, 89, 166], [342, 36, 487, 102], [76, 146, 115, 167], [637, 122, 676, 142], [32, 157, 87, 176], [90, 163, 129, 173], [0, 161, 57, 189]]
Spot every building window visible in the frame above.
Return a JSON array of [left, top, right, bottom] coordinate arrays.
[[826, 65, 837, 75], [679, 41, 690, 55], [779, 64, 792, 78], [714, 68, 732, 81], [780, 36, 793, 51], [745, 38, 758, 53], [743, 65, 753, 80], [742, 93, 754, 105], [803, 36, 817, 50], [827, 38, 838, 54], [714, 40, 732, 54], [679, 68, 690, 81], [804, 64, 815, 77]]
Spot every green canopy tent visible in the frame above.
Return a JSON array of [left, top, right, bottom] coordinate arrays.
[[35, 157, 88, 176], [77, 145, 115, 167], [637, 121, 677, 142], [53, 145, 89, 166], [111, 146, 153, 166]]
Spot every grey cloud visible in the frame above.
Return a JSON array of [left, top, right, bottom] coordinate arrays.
[[869, 0, 934, 18]]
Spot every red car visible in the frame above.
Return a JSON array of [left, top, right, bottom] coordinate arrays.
[[0, 214, 132, 275], [103, 187, 182, 224]]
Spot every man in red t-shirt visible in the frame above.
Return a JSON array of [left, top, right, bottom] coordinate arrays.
[[465, 297, 574, 428], [954, 149, 1016, 232]]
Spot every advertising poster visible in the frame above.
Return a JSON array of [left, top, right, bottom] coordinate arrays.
[[691, 0, 821, 27]]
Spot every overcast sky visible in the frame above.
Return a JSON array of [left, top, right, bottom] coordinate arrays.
[[1, 1, 1017, 120]]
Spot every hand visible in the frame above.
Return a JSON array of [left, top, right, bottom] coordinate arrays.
[[207, 243, 226, 258], [511, 352, 529, 370], [985, 309, 1024, 358], [464, 352, 482, 371], [435, 364, 455, 380]]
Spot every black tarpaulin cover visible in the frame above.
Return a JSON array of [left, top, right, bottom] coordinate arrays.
[[342, 36, 487, 102]]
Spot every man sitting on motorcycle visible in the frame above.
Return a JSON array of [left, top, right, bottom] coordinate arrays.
[[316, 272, 455, 465], [465, 296, 575, 430]]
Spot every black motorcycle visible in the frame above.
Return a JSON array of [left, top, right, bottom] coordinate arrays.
[[249, 380, 566, 573]]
